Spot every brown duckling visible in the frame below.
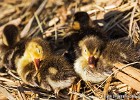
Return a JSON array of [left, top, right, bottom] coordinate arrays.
[[0, 24, 20, 71], [16, 37, 51, 86], [74, 36, 109, 83], [74, 35, 140, 83], [38, 55, 77, 95]]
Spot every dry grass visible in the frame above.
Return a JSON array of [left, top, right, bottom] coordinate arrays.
[[0, 0, 140, 99]]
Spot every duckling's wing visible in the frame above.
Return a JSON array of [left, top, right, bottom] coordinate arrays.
[[40, 56, 76, 81], [103, 37, 140, 64], [3, 39, 26, 70], [0, 45, 9, 71]]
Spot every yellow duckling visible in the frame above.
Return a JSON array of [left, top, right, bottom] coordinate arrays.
[[16, 37, 51, 86], [16, 37, 77, 96]]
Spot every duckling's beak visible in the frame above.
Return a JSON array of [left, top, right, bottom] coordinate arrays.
[[72, 21, 80, 30], [88, 56, 95, 68], [33, 59, 40, 71]]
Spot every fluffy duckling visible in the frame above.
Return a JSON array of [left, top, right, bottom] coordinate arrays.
[[16, 37, 51, 86], [74, 36, 109, 83], [16, 37, 76, 95], [74, 35, 140, 83], [38, 56, 77, 95], [0, 24, 20, 71]]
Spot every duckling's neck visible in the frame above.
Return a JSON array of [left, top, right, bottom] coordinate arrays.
[[16, 52, 33, 69], [74, 56, 88, 69]]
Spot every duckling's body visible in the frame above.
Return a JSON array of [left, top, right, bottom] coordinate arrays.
[[97, 37, 140, 69], [0, 41, 9, 71], [16, 37, 51, 86], [74, 56, 108, 83], [74, 36, 109, 83], [17, 61, 37, 85], [39, 55, 76, 94]]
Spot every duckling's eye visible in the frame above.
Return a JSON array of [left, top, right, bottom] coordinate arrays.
[[84, 49, 86, 52], [96, 49, 99, 52], [36, 48, 41, 53]]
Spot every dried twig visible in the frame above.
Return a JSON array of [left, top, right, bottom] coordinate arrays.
[[0, 86, 15, 100], [69, 91, 91, 100], [113, 67, 140, 92], [113, 62, 140, 82], [20, 0, 48, 38]]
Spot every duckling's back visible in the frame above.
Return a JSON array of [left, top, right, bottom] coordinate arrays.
[[38, 55, 76, 91], [102, 37, 140, 64]]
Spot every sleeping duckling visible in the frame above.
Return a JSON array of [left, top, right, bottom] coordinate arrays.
[[16, 37, 51, 86], [0, 24, 19, 71], [74, 36, 109, 83], [38, 55, 77, 95]]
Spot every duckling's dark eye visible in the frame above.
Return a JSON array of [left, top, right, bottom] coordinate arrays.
[[38, 49, 40, 53], [84, 49, 86, 52], [36, 48, 40, 53], [96, 49, 98, 52]]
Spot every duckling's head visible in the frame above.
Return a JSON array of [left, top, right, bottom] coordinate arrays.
[[79, 36, 104, 68], [24, 37, 51, 70], [2, 24, 19, 47], [72, 12, 92, 30]]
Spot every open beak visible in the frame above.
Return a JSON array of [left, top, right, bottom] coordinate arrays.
[[88, 56, 96, 68], [33, 59, 40, 71]]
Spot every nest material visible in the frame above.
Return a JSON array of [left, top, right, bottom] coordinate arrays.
[[0, 0, 140, 99]]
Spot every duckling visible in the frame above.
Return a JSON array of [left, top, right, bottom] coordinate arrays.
[[63, 12, 105, 63], [0, 24, 20, 71], [74, 36, 109, 83], [16, 37, 51, 86], [74, 34, 140, 84], [38, 55, 76, 95], [64, 11, 103, 46]]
